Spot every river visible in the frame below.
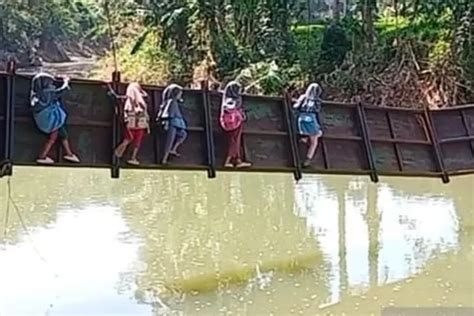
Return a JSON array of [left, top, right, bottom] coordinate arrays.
[[0, 169, 472, 316]]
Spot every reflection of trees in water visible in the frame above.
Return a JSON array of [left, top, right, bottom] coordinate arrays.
[[385, 176, 473, 225], [0, 168, 115, 246], [294, 174, 470, 306], [115, 172, 331, 313]]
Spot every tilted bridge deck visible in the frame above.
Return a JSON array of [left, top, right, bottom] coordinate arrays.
[[1, 68, 473, 183]]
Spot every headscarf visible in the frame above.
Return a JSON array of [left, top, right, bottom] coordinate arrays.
[[30, 72, 68, 109], [158, 84, 183, 119], [221, 81, 242, 111], [294, 83, 323, 112], [124, 82, 147, 113]]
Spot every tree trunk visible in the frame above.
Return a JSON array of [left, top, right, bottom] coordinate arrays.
[[362, 0, 375, 47], [334, 0, 341, 20]]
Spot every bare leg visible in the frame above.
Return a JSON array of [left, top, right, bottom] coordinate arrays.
[[170, 130, 187, 156], [39, 139, 56, 159], [115, 139, 130, 158], [61, 139, 74, 157], [130, 147, 139, 161], [162, 152, 170, 164], [307, 135, 319, 160], [39, 131, 58, 159], [127, 130, 144, 165], [163, 126, 177, 164], [224, 156, 233, 167], [303, 135, 320, 167]]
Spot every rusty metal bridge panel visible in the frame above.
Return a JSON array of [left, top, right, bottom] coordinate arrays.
[[1, 70, 473, 183], [431, 106, 474, 173]]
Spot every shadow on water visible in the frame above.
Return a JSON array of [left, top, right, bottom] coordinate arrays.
[[0, 168, 472, 315]]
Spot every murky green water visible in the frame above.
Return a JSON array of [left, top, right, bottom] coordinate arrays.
[[0, 168, 472, 316]]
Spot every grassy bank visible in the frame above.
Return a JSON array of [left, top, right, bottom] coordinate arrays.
[[92, 7, 472, 108]]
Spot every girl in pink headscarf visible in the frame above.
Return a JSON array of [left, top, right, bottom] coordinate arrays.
[[112, 82, 150, 165]]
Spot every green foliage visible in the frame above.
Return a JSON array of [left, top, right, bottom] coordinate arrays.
[[0, 0, 109, 61], [6, 0, 470, 104], [317, 22, 351, 75], [94, 30, 188, 85]]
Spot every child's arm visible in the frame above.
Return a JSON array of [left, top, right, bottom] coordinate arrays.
[[106, 83, 127, 100], [54, 76, 71, 95], [293, 95, 304, 109]]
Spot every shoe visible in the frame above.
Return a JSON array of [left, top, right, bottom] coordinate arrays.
[[127, 159, 140, 166], [224, 162, 234, 168], [36, 157, 55, 164], [169, 151, 181, 157], [114, 148, 123, 158], [302, 159, 311, 168], [236, 161, 252, 168], [64, 154, 80, 163]]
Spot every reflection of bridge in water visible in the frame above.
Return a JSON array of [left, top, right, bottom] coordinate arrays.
[[1, 63, 474, 183]]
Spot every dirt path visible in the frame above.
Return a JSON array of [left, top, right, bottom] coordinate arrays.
[[16, 56, 98, 78]]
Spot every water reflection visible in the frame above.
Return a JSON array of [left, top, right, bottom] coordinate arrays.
[[294, 175, 466, 312], [0, 168, 472, 315]]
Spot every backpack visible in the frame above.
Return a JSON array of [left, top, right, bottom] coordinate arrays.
[[219, 97, 245, 131], [220, 108, 244, 131]]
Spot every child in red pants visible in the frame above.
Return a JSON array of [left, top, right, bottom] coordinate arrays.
[[220, 81, 252, 168], [111, 82, 150, 165]]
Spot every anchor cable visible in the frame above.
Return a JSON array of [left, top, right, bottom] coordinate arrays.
[[5, 178, 51, 267], [2, 180, 11, 240]]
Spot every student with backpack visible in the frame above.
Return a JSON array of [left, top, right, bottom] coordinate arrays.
[[293, 83, 324, 167], [111, 82, 150, 165], [220, 81, 252, 168], [157, 84, 188, 164], [30, 72, 80, 164]]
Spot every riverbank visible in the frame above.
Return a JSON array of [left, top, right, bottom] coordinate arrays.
[[15, 55, 99, 79]]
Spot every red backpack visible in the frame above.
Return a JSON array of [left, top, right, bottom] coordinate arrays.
[[220, 108, 244, 131], [220, 98, 244, 131]]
